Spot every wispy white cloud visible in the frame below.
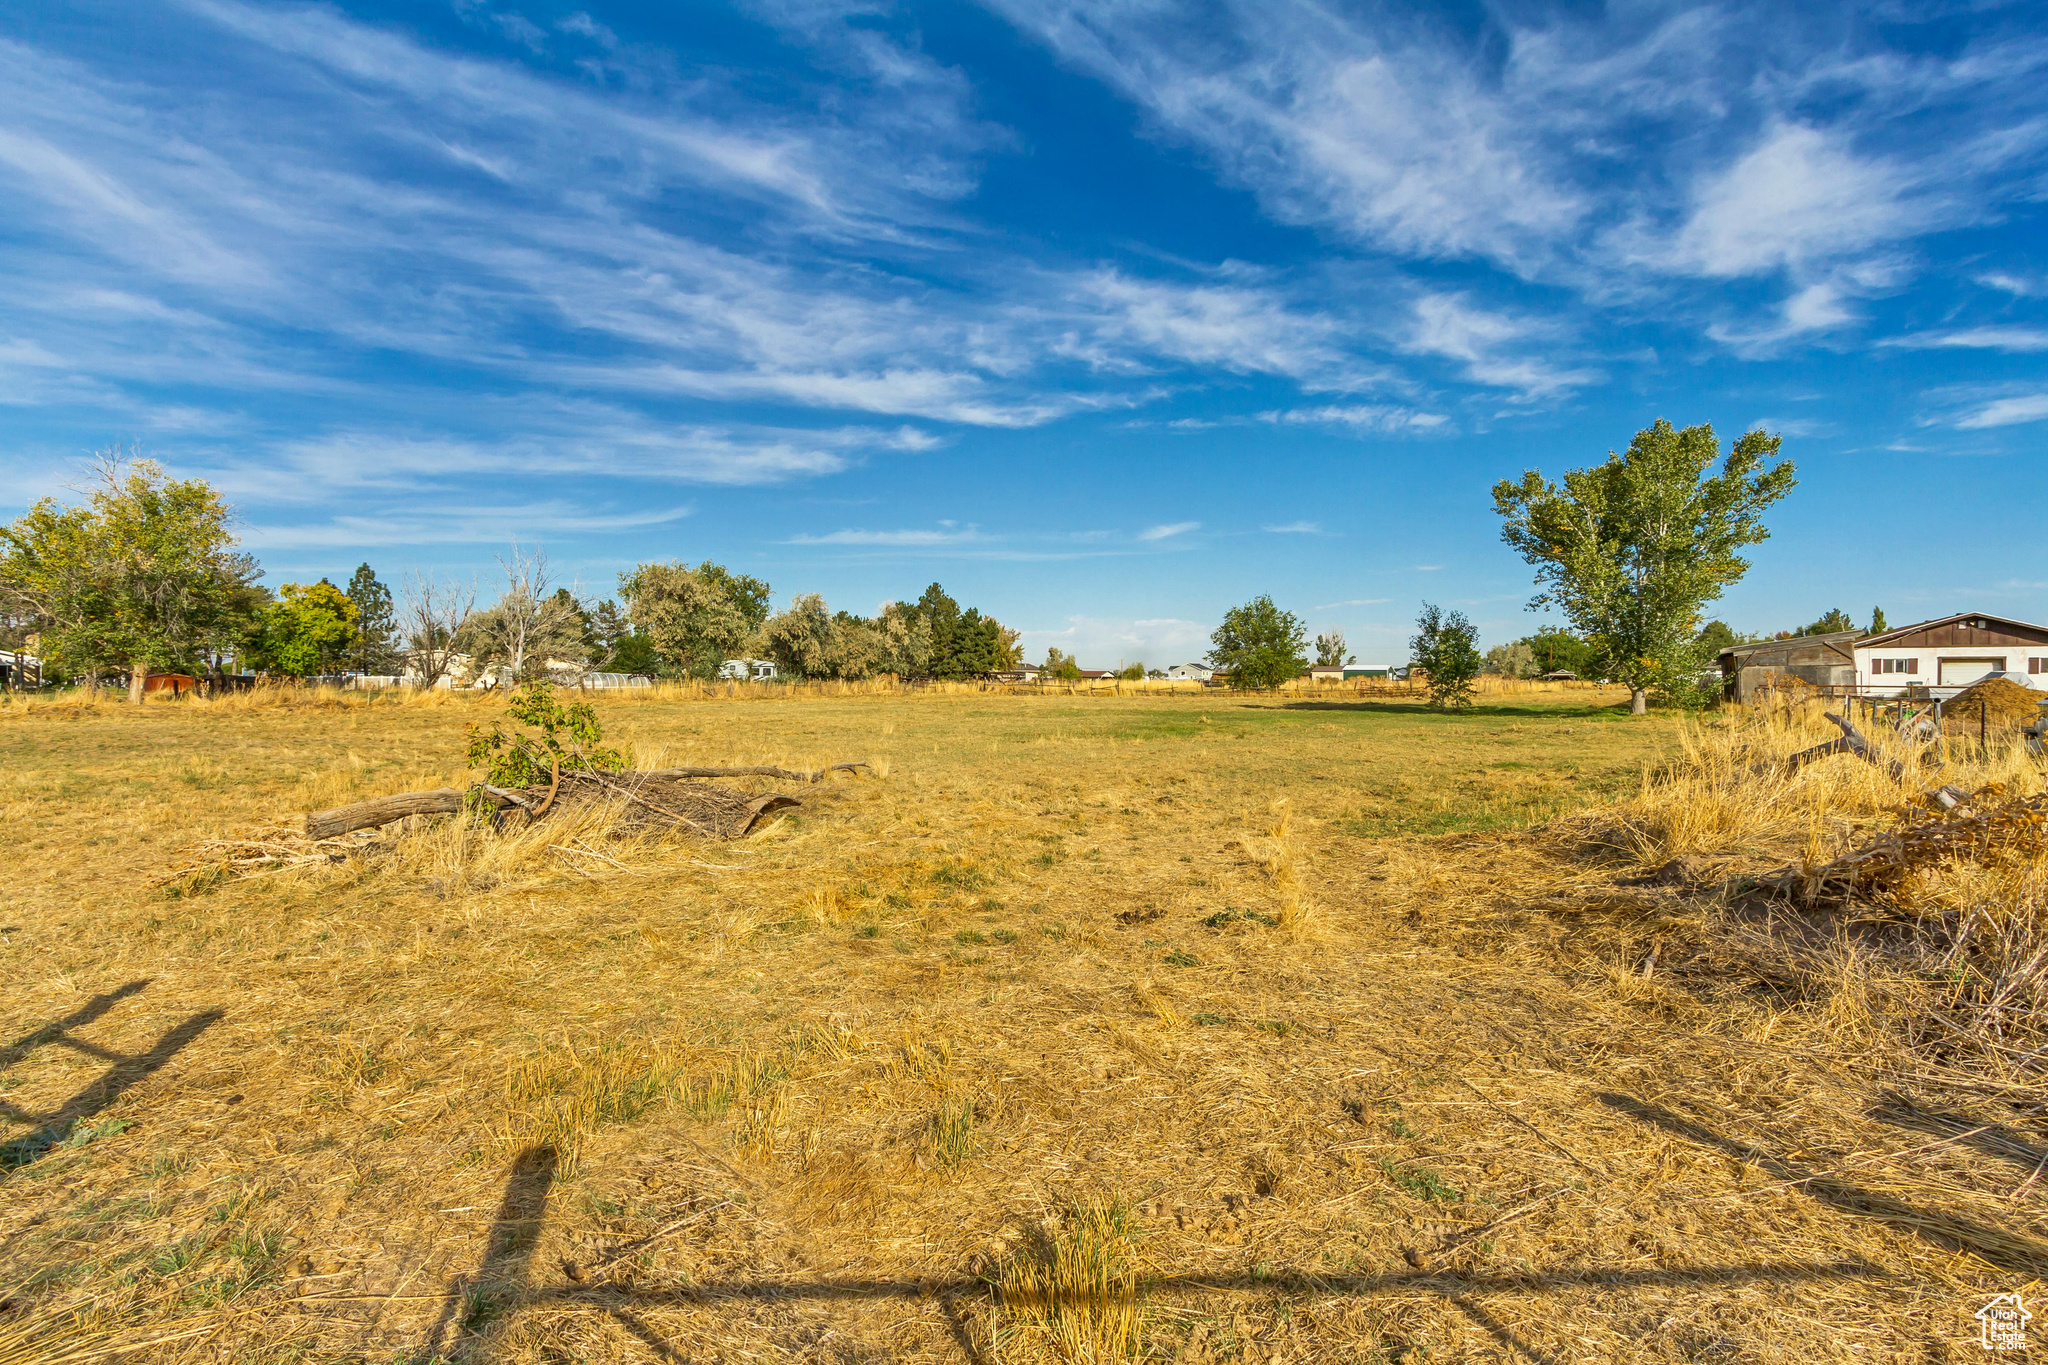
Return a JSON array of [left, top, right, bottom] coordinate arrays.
[[785, 524, 985, 546], [1260, 404, 1448, 432], [1404, 293, 1601, 398], [1978, 271, 2048, 298], [1056, 268, 1383, 391], [1956, 393, 2048, 429], [1137, 520, 1200, 541], [1883, 326, 2048, 353], [1262, 521, 1322, 534], [985, 0, 1587, 270], [991, 1, 2048, 351], [241, 500, 693, 550], [1660, 124, 1932, 279], [1315, 598, 1391, 610]]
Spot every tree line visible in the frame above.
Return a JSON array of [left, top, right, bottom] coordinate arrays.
[[5, 417, 1797, 712], [0, 457, 1024, 692]]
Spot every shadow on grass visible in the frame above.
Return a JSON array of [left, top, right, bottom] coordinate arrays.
[[1, 982, 222, 1173], [1598, 1091, 2048, 1276], [423, 1142, 560, 1360], [508, 1259, 1876, 1364], [436, 1146, 1883, 1363]]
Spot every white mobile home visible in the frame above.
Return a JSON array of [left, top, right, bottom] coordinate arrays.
[[1853, 613, 2048, 696]]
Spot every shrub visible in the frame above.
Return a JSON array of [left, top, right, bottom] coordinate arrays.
[[464, 680, 626, 789]]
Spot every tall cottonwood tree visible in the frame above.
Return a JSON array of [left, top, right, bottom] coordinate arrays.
[[0, 455, 260, 699], [1493, 419, 1795, 715]]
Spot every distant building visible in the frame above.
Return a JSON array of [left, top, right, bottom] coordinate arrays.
[[717, 658, 778, 682], [1165, 662, 1215, 681], [1853, 612, 2048, 696], [1345, 665, 1393, 679], [581, 672, 654, 689], [0, 649, 41, 689], [1718, 631, 1861, 703]]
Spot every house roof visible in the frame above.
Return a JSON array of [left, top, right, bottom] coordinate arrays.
[[1856, 611, 2048, 650]]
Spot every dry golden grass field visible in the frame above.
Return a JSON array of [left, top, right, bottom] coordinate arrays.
[[2, 684, 2045, 1364]]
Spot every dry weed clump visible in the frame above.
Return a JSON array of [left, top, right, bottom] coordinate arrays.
[[997, 1197, 1144, 1362]]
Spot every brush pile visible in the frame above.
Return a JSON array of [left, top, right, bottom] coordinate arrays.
[[1594, 701, 2048, 1082], [148, 823, 389, 889], [158, 684, 870, 888], [1768, 782, 2048, 907]]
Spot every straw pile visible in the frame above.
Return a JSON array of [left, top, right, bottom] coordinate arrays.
[[1947, 674, 2048, 729]]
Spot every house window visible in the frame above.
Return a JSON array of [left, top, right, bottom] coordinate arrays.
[[2031, 658, 2048, 675], [1872, 658, 1919, 675]]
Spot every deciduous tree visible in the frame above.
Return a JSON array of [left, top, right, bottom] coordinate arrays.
[[1209, 595, 1307, 691], [0, 455, 261, 699], [1482, 640, 1537, 678], [398, 570, 476, 690], [255, 580, 359, 676], [1314, 629, 1352, 668], [619, 560, 770, 677], [462, 546, 587, 683], [1493, 419, 1795, 715], [1411, 603, 1480, 710]]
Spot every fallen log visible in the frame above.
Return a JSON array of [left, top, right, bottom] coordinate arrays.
[[305, 772, 806, 840], [306, 788, 517, 840], [637, 762, 868, 783]]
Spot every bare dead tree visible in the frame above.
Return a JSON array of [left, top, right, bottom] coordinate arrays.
[[464, 544, 588, 683], [398, 570, 476, 689]]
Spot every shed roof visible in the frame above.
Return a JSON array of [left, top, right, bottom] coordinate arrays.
[[1719, 630, 1861, 662]]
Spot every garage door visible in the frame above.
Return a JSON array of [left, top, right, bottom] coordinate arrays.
[[1939, 657, 2004, 686]]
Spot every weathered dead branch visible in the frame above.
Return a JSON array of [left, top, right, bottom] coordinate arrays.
[[1783, 711, 1910, 780], [637, 762, 868, 783]]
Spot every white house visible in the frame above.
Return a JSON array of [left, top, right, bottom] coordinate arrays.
[[717, 658, 778, 682], [1854, 612, 2048, 696], [1164, 662, 1215, 681]]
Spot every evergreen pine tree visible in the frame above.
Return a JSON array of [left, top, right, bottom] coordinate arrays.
[[344, 563, 396, 673]]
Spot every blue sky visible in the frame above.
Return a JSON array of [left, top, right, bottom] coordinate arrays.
[[2, 0, 2045, 667]]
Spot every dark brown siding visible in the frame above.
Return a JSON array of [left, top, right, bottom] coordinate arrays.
[[1876, 621, 2048, 650]]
